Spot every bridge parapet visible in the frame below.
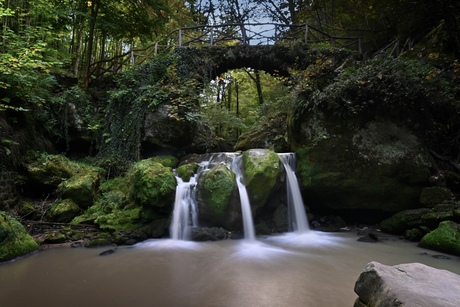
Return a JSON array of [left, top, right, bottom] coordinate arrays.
[[88, 23, 361, 81]]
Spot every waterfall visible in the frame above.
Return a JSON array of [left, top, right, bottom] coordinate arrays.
[[231, 155, 256, 241], [170, 159, 213, 240], [279, 153, 310, 233], [170, 176, 198, 240]]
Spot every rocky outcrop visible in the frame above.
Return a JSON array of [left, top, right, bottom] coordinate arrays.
[[292, 117, 434, 221], [354, 261, 460, 307]]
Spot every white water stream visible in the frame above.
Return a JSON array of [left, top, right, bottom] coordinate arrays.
[[278, 153, 310, 233], [231, 155, 256, 241]]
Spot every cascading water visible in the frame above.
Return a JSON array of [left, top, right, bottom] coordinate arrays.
[[278, 153, 310, 233], [231, 155, 256, 241], [170, 176, 198, 240], [170, 159, 213, 240], [170, 153, 258, 242]]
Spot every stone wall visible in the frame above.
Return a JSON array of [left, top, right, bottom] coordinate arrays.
[[0, 171, 18, 210]]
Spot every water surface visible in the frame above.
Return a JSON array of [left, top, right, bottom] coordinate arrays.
[[1, 232, 459, 307]]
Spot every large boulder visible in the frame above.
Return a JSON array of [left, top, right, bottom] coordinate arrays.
[[293, 118, 434, 221], [419, 220, 460, 256], [128, 158, 176, 209], [196, 164, 241, 230], [0, 211, 39, 262], [57, 170, 101, 208], [354, 261, 460, 307], [242, 149, 283, 214], [46, 199, 82, 223]]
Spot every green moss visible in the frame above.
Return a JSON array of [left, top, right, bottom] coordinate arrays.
[[0, 212, 39, 262], [380, 208, 430, 234], [128, 159, 176, 208], [419, 221, 460, 256], [202, 165, 236, 214], [94, 207, 142, 231], [149, 155, 179, 168], [27, 154, 74, 186], [176, 163, 199, 182], [57, 170, 101, 208], [46, 199, 82, 223], [242, 149, 282, 211]]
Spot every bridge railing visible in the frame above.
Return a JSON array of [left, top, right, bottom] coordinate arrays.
[[88, 23, 361, 80]]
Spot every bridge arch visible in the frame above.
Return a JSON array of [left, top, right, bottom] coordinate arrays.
[[173, 43, 353, 83]]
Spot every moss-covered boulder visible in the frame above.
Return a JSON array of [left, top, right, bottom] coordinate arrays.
[[419, 221, 460, 256], [57, 170, 101, 208], [380, 208, 430, 234], [0, 211, 39, 262], [149, 155, 179, 168], [420, 203, 455, 229], [176, 163, 199, 182], [242, 149, 282, 213], [26, 154, 74, 186], [292, 118, 433, 221], [128, 158, 176, 209], [197, 164, 241, 230], [46, 199, 82, 223], [419, 187, 453, 208]]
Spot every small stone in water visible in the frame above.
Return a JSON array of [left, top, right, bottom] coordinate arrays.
[[99, 249, 116, 256]]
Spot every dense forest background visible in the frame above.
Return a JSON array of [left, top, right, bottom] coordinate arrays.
[[1, 0, 460, 171]]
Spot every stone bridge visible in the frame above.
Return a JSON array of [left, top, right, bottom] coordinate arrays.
[[90, 23, 361, 80]]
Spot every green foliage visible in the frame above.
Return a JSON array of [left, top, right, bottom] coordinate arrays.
[[294, 57, 458, 142], [99, 53, 202, 163]]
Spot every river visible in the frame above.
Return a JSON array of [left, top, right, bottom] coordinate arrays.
[[1, 231, 459, 307]]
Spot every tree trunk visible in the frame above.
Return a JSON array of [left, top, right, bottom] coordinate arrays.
[[83, 0, 100, 87]]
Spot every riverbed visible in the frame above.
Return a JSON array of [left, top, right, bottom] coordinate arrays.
[[1, 231, 459, 307]]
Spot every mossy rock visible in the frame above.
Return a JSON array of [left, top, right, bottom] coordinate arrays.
[[176, 163, 199, 182], [292, 118, 433, 220], [421, 210, 454, 229], [404, 228, 425, 241], [27, 154, 75, 186], [380, 208, 430, 234], [418, 221, 460, 256], [202, 165, 236, 214], [197, 164, 242, 230], [242, 149, 282, 213], [128, 159, 176, 208], [0, 211, 39, 262], [94, 207, 143, 232], [149, 155, 179, 168], [46, 199, 82, 223], [17, 202, 40, 220], [419, 187, 453, 208], [57, 170, 101, 208]]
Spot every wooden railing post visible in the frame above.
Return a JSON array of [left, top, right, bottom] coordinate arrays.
[[210, 27, 214, 46], [305, 24, 309, 43]]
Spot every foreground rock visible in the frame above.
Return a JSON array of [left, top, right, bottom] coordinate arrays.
[[0, 211, 39, 262], [354, 261, 460, 307]]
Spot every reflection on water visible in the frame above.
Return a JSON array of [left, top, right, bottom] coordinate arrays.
[[1, 232, 459, 307]]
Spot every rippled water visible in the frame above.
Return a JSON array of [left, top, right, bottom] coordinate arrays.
[[1, 232, 459, 307]]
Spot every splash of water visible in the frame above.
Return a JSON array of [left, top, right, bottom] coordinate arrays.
[[279, 153, 310, 233]]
